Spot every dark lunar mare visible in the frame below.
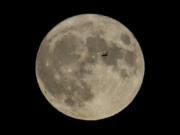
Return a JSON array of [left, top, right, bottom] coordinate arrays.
[[86, 36, 130, 70], [124, 51, 137, 67], [36, 40, 65, 96], [36, 34, 95, 108], [52, 34, 81, 66], [120, 33, 131, 45], [85, 35, 137, 78]]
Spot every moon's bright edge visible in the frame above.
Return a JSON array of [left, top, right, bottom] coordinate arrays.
[[35, 14, 145, 121]]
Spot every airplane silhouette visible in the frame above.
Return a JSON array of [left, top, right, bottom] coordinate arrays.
[[101, 51, 108, 56]]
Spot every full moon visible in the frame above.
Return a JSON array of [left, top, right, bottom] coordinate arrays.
[[35, 14, 145, 120]]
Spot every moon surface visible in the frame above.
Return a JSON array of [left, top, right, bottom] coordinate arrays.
[[35, 14, 145, 120]]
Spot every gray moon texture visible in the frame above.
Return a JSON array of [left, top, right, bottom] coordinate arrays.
[[35, 14, 145, 120]]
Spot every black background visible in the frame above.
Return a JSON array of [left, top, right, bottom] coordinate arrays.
[[3, 1, 177, 133]]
